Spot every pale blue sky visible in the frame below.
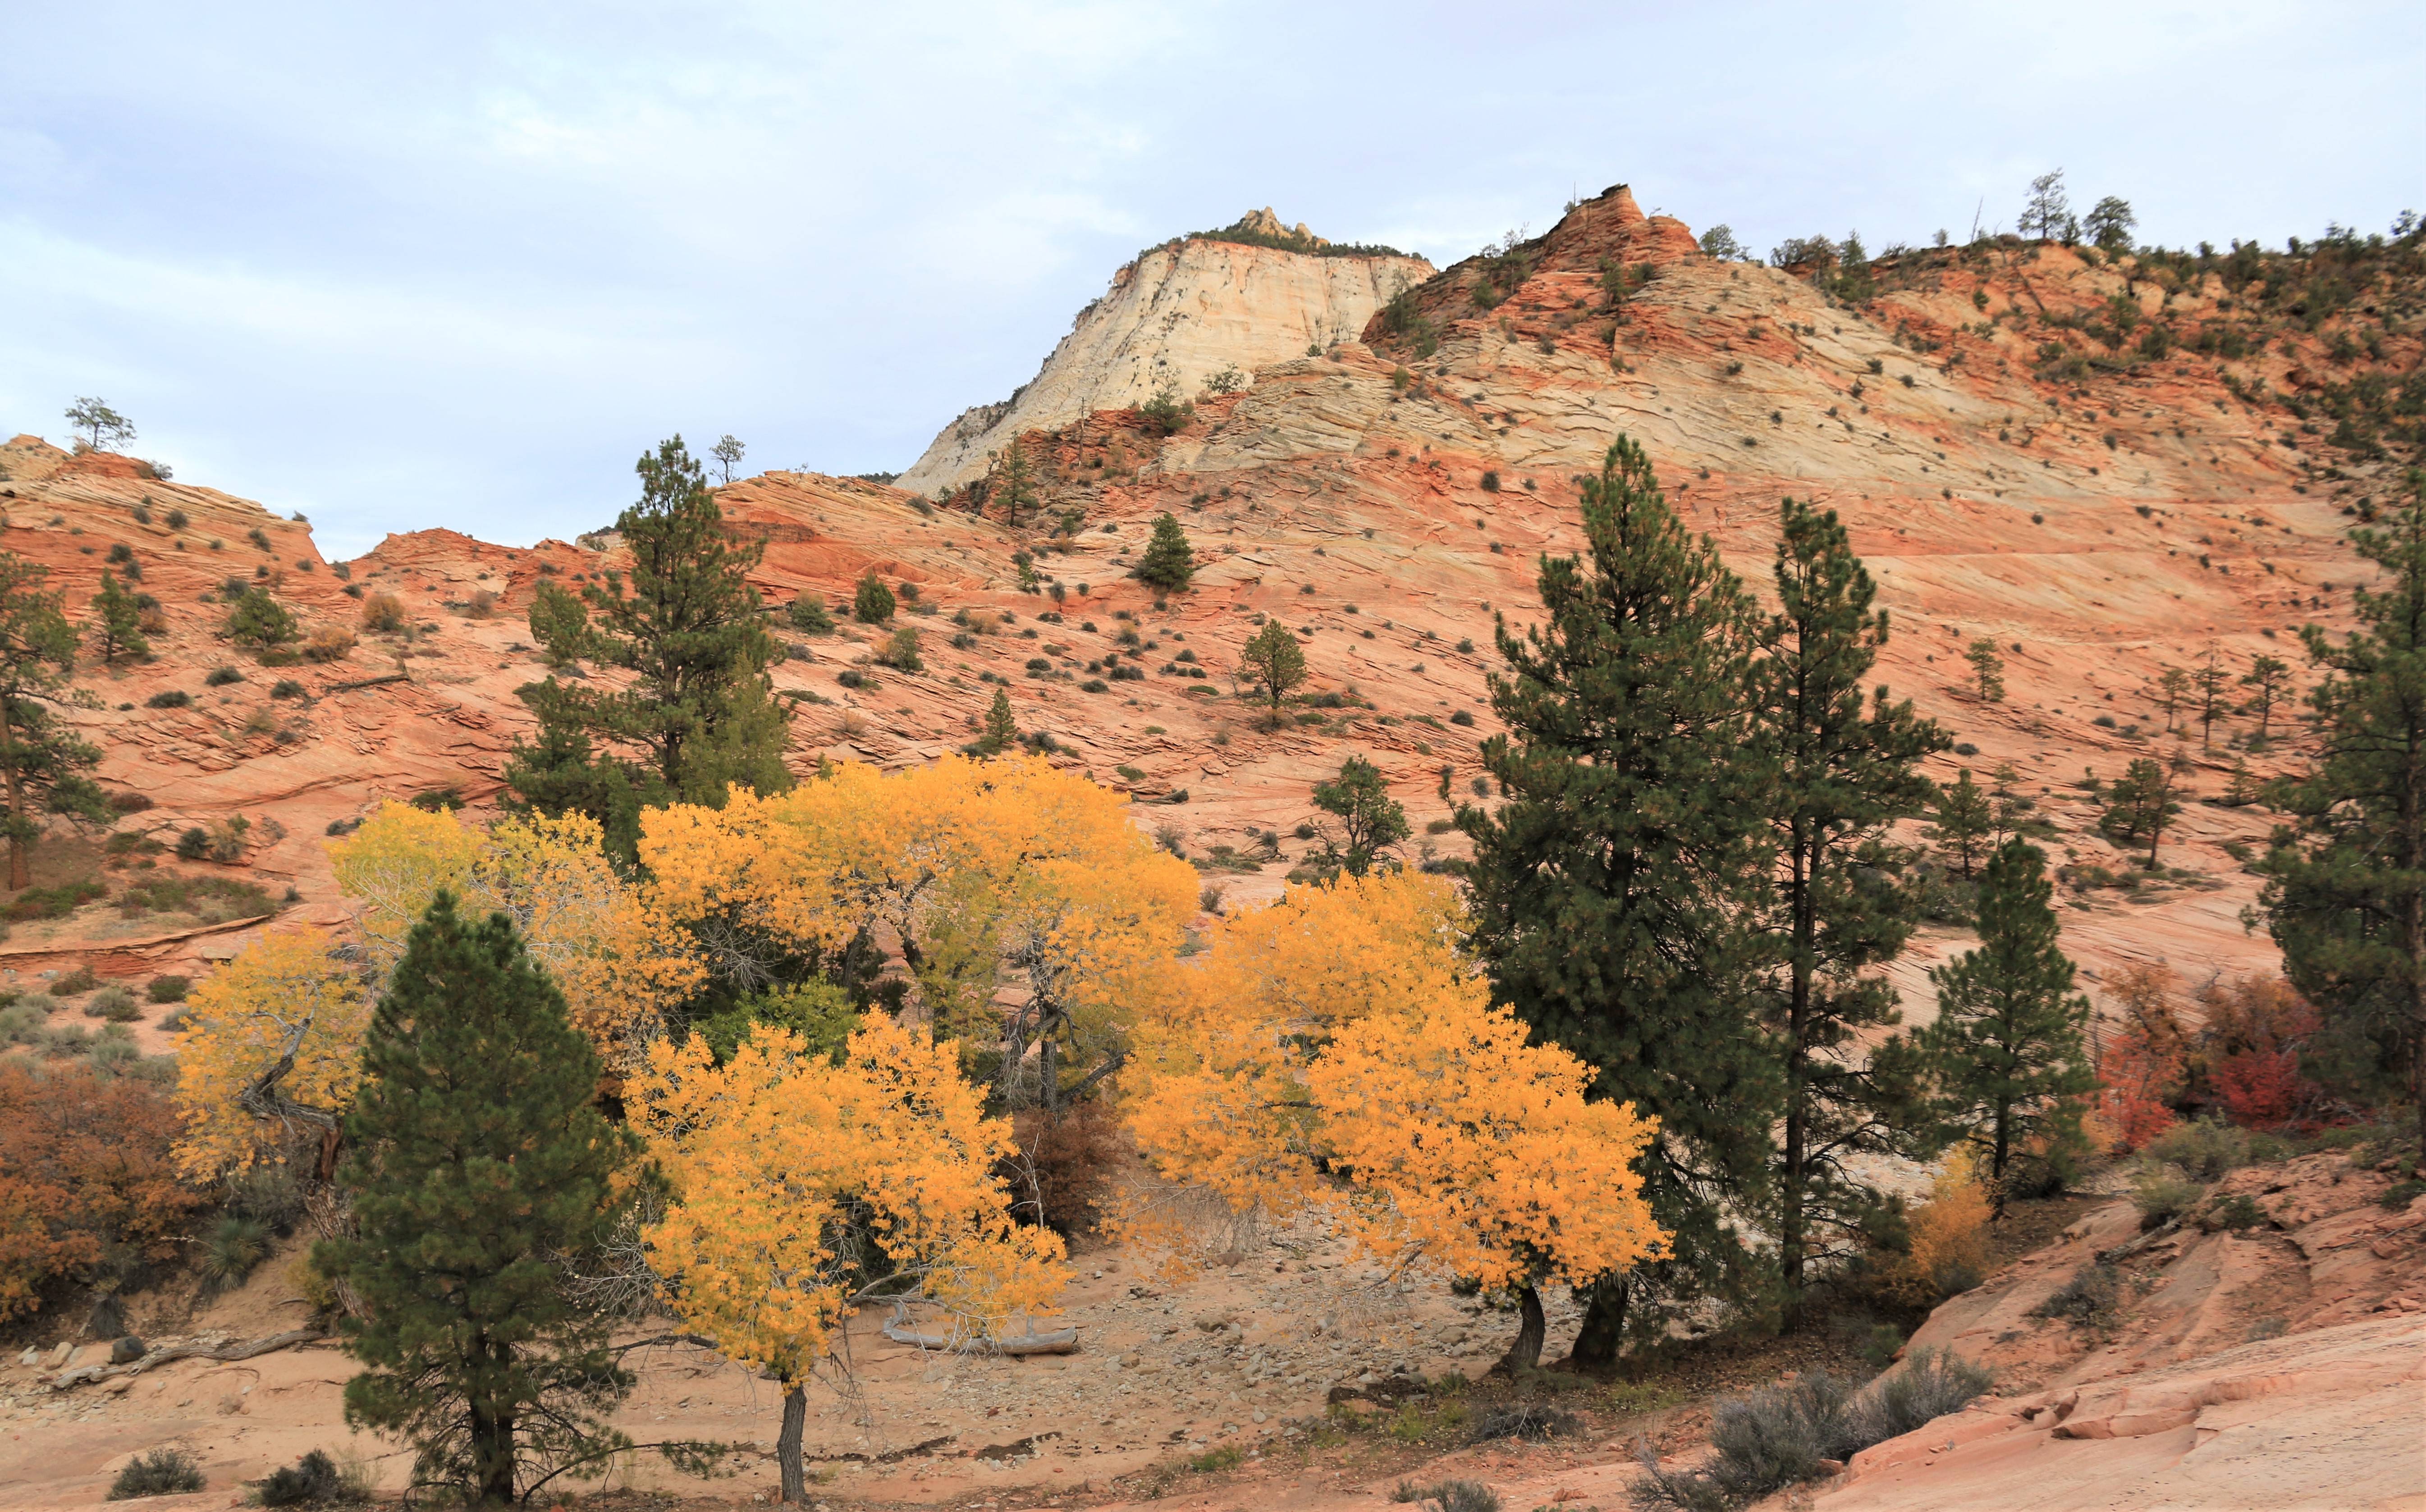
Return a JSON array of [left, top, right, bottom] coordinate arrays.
[[6, 1, 2418, 557]]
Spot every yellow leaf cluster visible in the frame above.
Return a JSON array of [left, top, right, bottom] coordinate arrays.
[[170, 928, 366, 1180], [636, 1018, 1067, 1382], [641, 756, 1196, 1064], [328, 801, 700, 1061], [1119, 872, 1668, 1293], [1891, 1146, 1993, 1304]]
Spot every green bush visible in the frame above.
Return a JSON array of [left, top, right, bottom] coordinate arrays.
[[788, 597, 834, 633], [84, 987, 142, 1023], [880, 626, 923, 672], [145, 689, 191, 709], [108, 1448, 204, 1500], [201, 1213, 274, 1292], [52, 964, 100, 996], [147, 976, 190, 1004], [853, 572, 895, 624], [2147, 1118, 2250, 1181], [3, 879, 107, 920], [1852, 1348, 1992, 1442], [257, 1449, 355, 1507], [2031, 1264, 2122, 1326], [204, 666, 245, 686], [2131, 1163, 2204, 1225]]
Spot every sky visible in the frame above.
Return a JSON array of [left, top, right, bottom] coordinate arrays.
[[6, 1, 2420, 559]]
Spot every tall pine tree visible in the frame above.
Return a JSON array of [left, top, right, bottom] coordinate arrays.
[[0, 552, 107, 889], [1135, 513, 1196, 591], [1460, 436, 1777, 1365], [1751, 498, 1945, 1302], [1919, 839, 2095, 1214], [90, 569, 149, 664], [2262, 474, 2426, 1148], [319, 892, 642, 1504], [509, 436, 792, 858]]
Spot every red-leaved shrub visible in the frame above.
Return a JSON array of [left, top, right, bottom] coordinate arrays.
[[0, 1060, 201, 1318]]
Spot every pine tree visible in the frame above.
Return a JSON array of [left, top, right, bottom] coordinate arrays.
[[2261, 475, 2426, 1150], [1751, 498, 1945, 1301], [2155, 665, 2190, 732], [990, 440, 1040, 530], [971, 687, 1018, 756], [2191, 645, 2231, 749], [509, 436, 791, 858], [1927, 768, 1994, 878], [318, 892, 641, 1503], [224, 586, 298, 649], [1309, 755, 1409, 877], [2098, 757, 2181, 868], [1135, 513, 1195, 591], [852, 571, 895, 625], [1964, 638, 2005, 701], [2241, 653, 2290, 741], [0, 553, 107, 890], [1919, 839, 2095, 1213], [1238, 621, 1307, 728], [1459, 436, 1777, 1366], [90, 569, 149, 665]]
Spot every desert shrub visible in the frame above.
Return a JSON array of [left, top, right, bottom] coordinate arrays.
[[224, 587, 298, 649], [1470, 1403, 1578, 1441], [0, 1003, 48, 1046], [1480, 470, 1501, 492], [2146, 1118, 2250, 1181], [2130, 1164, 2204, 1225], [147, 975, 190, 1004], [108, 1448, 204, 1500], [1000, 1100, 1122, 1237], [115, 876, 275, 924], [256, 1448, 368, 1507], [879, 626, 924, 672], [204, 665, 245, 687], [0, 1060, 200, 1319], [3, 880, 107, 921], [2201, 1192, 2267, 1232], [358, 592, 407, 634], [1450, 708, 1475, 726], [1849, 1348, 1992, 1443], [853, 572, 895, 623], [2380, 1178, 2426, 1211], [52, 964, 101, 996], [302, 626, 355, 662], [201, 1213, 274, 1293], [2031, 1263, 2122, 1326], [144, 689, 191, 709], [1401, 1481, 1499, 1512], [109, 791, 155, 813], [788, 596, 834, 633], [408, 787, 463, 813], [84, 987, 142, 1023]]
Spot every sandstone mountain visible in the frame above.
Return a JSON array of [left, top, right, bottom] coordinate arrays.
[[895, 213, 1433, 493]]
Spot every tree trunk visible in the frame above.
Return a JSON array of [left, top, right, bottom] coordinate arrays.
[[471, 1398, 517, 1505], [1493, 1285, 1546, 1375], [778, 1381, 809, 1503], [1990, 1104, 2012, 1219], [1564, 1274, 1628, 1371], [1781, 831, 1812, 1304]]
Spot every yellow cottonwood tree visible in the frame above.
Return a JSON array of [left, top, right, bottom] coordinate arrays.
[[641, 756, 1195, 1106], [328, 801, 699, 1063], [637, 1018, 1066, 1502], [1120, 873, 1667, 1370], [170, 928, 367, 1180]]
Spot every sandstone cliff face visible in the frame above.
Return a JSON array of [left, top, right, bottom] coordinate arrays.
[[894, 224, 1433, 494]]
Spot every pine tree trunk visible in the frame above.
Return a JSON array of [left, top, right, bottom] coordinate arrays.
[[778, 1382, 809, 1503], [1564, 1274, 1628, 1371], [1494, 1285, 1546, 1375], [471, 1390, 517, 1505], [1991, 1104, 2012, 1219], [1781, 836, 1813, 1306]]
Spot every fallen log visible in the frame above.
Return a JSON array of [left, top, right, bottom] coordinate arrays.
[[879, 1323, 1079, 1356], [324, 671, 410, 694], [47, 1327, 327, 1391]]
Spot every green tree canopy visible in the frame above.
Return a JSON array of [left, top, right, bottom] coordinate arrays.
[[1135, 513, 1196, 591], [1237, 621, 1307, 728], [1458, 435, 1777, 1364], [509, 436, 792, 858], [1309, 755, 1408, 877], [0, 553, 107, 889], [224, 586, 298, 649], [2098, 757, 2181, 869], [90, 569, 149, 666], [1919, 838, 2094, 1211], [1927, 768, 1994, 879], [317, 892, 643, 1503]]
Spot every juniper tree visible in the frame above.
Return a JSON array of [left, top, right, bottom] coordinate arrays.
[[1135, 513, 1195, 591], [90, 569, 149, 665], [509, 436, 792, 858], [1919, 839, 2094, 1213], [0, 553, 107, 889], [2083, 196, 2137, 254], [1238, 621, 1307, 728], [64, 397, 134, 453], [852, 571, 895, 624], [1459, 435, 1777, 1365], [1927, 768, 1994, 879], [1309, 755, 1408, 877], [224, 586, 297, 649], [1751, 499, 1945, 1301], [318, 893, 642, 1504], [2098, 757, 2180, 868], [2261, 474, 2426, 1149]]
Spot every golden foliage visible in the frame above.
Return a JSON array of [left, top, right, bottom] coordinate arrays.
[[1891, 1147, 1993, 1304], [327, 801, 699, 1060], [636, 1018, 1067, 1383], [1118, 872, 1667, 1293], [641, 756, 1196, 1089], [170, 928, 366, 1180]]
